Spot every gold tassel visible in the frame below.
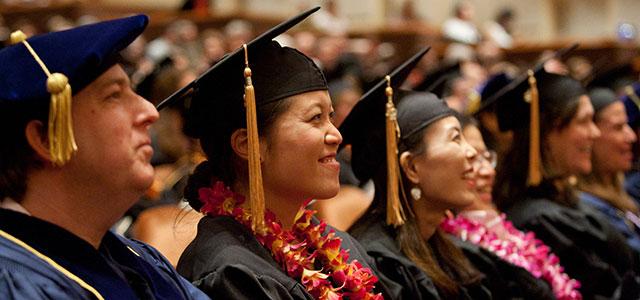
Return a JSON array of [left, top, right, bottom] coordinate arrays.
[[384, 76, 407, 227], [10, 30, 77, 167], [465, 90, 481, 115], [526, 70, 542, 186], [243, 44, 266, 232], [625, 85, 640, 110]]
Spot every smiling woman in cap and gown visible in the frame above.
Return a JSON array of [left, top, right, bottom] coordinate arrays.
[[157, 7, 387, 300], [492, 61, 640, 299], [342, 45, 556, 299], [577, 87, 640, 253], [0, 15, 208, 300]]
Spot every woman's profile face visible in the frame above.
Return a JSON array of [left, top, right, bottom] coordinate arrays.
[[463, 124, 496, 207], [592, 101, 637, 173], [546, 95, 601, 176], [260, 90, 343, 201], [405, 116, 478, 210]]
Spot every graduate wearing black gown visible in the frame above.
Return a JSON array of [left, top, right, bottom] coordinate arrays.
[[0, 15, 207, 300], [178, 215, 385, 299], [158, 7, 390, 300], [341, 48, 557, 299], [493, 66, 640, 299]]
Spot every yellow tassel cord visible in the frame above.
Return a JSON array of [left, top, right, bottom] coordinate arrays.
[[465, 90, 481, 116], [243, 44, 266, 232], [384, 76, 407, 227], [625, 85, 640, 110], [10, 31, 77, 167], [526, 70, 542, 186]]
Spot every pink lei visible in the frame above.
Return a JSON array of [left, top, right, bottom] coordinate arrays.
[[441, 210, 582, 300], [198, 181, 383, 300]]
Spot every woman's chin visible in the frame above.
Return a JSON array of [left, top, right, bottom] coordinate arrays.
[[479, 192, 492, 204]]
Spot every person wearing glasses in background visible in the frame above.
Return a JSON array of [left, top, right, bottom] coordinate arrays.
[[442, 114, 582, 300]]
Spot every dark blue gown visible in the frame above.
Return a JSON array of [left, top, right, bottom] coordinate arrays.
[[0, 208, 209, 300]]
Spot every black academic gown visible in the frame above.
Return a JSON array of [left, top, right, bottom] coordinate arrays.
[[0, 208, 208, 300], [177, 215, 390, 300], [450, 237, 556, 300], [506, 197, 640, 300], [349, 219, 441, 300]]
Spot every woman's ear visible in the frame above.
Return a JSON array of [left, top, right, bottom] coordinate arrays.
[[24, 120, 53, 164], [230, 129, 249, 160], [230, 129, 268, 162], [399, 151, 420, 184]]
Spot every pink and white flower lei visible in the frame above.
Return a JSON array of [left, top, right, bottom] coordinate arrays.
[[441, 211, 582, 300], [199, 181, 383, 300]]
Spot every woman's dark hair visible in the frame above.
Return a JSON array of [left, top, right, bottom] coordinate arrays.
[[0, 99, 49, 201], [352, 123, 483, 298], [183, 96, 292, 211], [493, 78, 584, 211]]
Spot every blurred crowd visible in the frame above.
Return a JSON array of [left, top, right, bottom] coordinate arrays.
[[3, 0, 639, 269]]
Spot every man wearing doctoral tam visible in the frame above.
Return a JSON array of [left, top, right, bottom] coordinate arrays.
[[0, 15, 209, 300]]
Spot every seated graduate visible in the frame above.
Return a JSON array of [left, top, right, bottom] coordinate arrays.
[[492, 61, 640, 299], [343, 47, 556, 300], [157, 7, 385, 300], [340, 49, 440, 300], [443, 113, 581, 300], [0, 15, 208, 299], [577, 88, 640, 252], [621, 84, 640, 204]]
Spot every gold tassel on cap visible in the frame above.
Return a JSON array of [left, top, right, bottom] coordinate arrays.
[[243, 44, 266, 232], [625, 85, 640, 110], [10, 30, 77, 167], [384, 76, 407, 227], [525, 69, 542, 186]]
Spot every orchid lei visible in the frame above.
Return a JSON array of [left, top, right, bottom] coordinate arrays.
[[198, 181, 383, 300], [441, 212, 582, 300]]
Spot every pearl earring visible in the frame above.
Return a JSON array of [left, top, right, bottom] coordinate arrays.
[[410, 187, 422, 201]]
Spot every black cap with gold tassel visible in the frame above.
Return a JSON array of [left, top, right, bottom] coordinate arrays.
[[525, 70, 542, 186], [384, 76, 406, 226], [340, 47, 430, 227], [242, 44, 266, 232], [155, 8, 326, 231], [10, 30, 77, 166], [490, 45, 586, 186]]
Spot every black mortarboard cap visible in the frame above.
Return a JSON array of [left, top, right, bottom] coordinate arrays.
[[470, 72, 511, 115], [586, 63, 637, 92], [491, 45, 583, 186], [485, 44, 580, 131], [494, 69, 585, 132], [342, 49, 455, 182], [155, 6, 323, 116], [155, 7, 323, 231], [622, 83, 640, 127], [340, 47, 431, 226], [589, 87, 618, 113], [341, 47, 430, 148], [413, 61, 461, 97]]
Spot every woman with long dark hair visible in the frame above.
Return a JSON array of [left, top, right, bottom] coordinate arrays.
[[341, 48, 514, 299], [158, 8, 386, 299], [493, 68, 640, 299]]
